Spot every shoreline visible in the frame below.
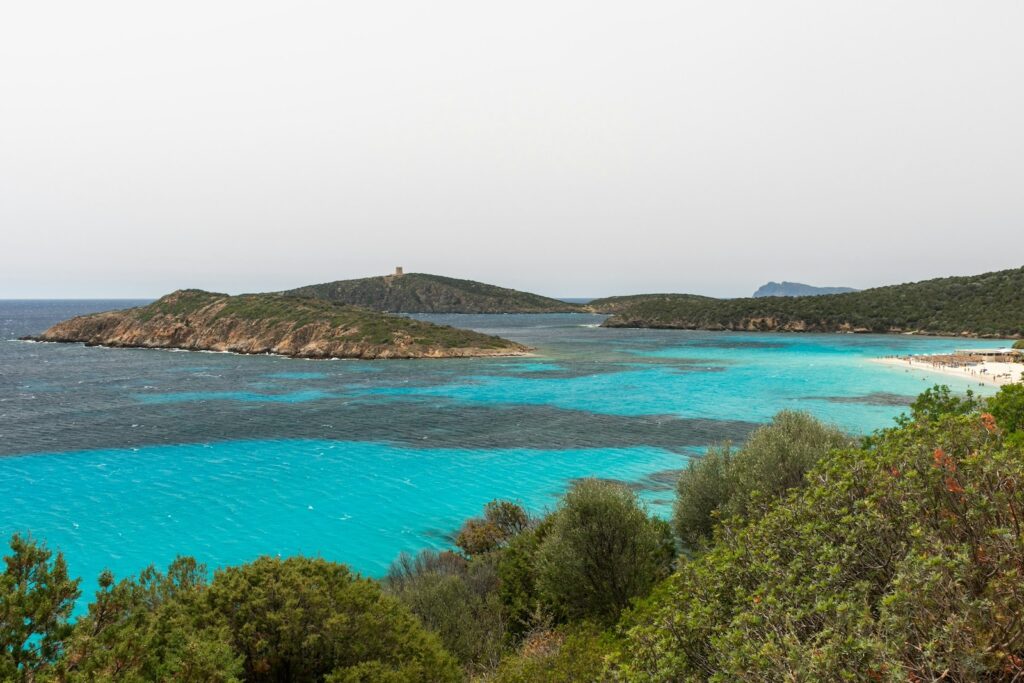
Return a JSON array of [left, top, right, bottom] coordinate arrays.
[[872, 355, 1023, 387], [15, 337, 535, 361]]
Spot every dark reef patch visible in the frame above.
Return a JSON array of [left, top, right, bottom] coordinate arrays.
[[804, 392, 915, 407], [0, 394, 758, 457]]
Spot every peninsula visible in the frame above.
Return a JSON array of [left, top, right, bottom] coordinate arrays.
[[598, 266, 1024, 338], [29, 289, 529, 359], [283, 269, 584, 314]]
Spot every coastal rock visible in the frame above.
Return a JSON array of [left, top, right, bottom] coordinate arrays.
[[30, 290, 530, 360]]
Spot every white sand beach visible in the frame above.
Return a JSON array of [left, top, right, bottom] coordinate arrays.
[[874, 354, 1023, 387]]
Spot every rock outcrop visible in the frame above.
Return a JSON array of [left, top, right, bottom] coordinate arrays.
[[29, 290, 530, 359]]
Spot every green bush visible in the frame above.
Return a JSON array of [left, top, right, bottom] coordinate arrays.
[[536, 479, 674, 623], [491, 625, 618, 683], [619, 385, 1024, 681], [64, 558, 240, 682], [384, 550, 506, 672], [454, 500, 529, 556], [1013, 339, 1024, 349], [988, 383, 1024, 438], [497, 516, 554, 641], [673, 411, 850, 548], [205, 556, 459, 682]]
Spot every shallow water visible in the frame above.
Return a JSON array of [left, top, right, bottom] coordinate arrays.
[[0, 301, 1007, 608]]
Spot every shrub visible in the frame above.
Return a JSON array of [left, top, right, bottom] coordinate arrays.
[[535, 479, 674, 623], [619, 386, 1024, 681], [384, 550, 505, 672], [907, 384, 980, 423], [63, 558, 240, 682], [497, 516, 554, 641], [673, 411, 850, 548], [672, 445, 735, 549], [205, 556, 460, 682], [988, 383, 1024, 438], [1014, 339, 1024, 350], [491, 625, 618, 683], [454, 499, 529, 556]]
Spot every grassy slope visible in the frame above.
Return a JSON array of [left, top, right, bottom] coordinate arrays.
[[114, 289, 521, 350], [282, 273, 583, 313], [600, 266, 1024, 337]]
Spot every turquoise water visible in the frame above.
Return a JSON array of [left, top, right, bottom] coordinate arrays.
[[0, 302, 1009, 610]]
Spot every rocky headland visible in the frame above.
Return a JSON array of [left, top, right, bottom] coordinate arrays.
[[28, 290, 530, 359]]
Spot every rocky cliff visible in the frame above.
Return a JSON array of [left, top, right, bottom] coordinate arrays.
[[30, 290, 529, 359]]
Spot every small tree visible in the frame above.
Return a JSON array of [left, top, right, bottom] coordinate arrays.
[[0, 533, 80, 681], [535, 479, 674, 623], [455, 500, 529, 557]]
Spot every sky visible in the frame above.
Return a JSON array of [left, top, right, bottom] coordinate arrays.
[[1, 1, 1022, 299]]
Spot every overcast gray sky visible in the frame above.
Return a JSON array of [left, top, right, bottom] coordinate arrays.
[[2, 1, 1022, 299]]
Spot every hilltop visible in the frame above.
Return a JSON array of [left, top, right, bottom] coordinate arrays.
[[601, 266, 1024, 337], [29, 290, 528, 359], [282, 271, 583, 313], [752, 281, 859, 297]]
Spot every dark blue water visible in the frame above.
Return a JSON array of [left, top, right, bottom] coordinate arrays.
[[0, 300, 1006, 609]]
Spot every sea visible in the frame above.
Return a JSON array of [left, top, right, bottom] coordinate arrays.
[[0, 300, 1008, 609]]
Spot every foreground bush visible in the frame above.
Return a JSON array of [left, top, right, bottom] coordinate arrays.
[[64, 558, 240, 681], [620, 388, 1024, 681], [673, 410, 850, 548], [206, 556, 459, 682], [536, 479, 674, 623], [384, 549, 506, 672], [491, 624, 618, 683], [1, 549, 458, 682]]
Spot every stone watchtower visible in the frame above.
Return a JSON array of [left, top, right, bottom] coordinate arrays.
[[394, 266, 404, 277]]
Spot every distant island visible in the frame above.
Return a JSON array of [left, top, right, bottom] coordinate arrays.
[[28, 289, 528, 359], [600, 266, 1024, 338], [283, 269, 584, 314], [752, 281, 858, 297]]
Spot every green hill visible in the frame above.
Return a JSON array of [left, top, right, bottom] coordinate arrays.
[[282, 272, 583, 314], [32, 289, 528, 359], [600, 266, 1024, 337]]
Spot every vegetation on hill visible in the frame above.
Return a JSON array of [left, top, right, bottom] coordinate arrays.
[[601, 266, 1024, 337], [32, 289, 527, 359], [587, 293, 716, 315], [283, 273, 583, 314], [4, 383, 1023, 680]]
